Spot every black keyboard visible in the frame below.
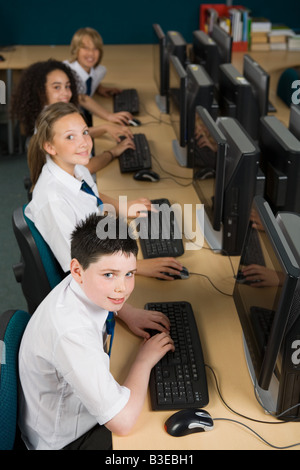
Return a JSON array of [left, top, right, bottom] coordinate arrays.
[[138, 198, 184, 258], [146, 301, 209, 411], [241, 228, 265, 267], [250, 306, 275, 352], [118, 133, 152, 173], [113, 88, 139, 114]]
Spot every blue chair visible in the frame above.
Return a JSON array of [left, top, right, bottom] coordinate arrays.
[[0, 309, 30, 450], [12, 205, 65, 314]]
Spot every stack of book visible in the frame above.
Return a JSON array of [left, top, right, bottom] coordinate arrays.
[[288, 33, 300, 51], [269, 24, 294, 50], [250, 17, 271, 51]]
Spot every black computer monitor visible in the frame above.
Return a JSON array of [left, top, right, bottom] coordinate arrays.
[[169, 57, 215, 168], [169, 54, 187, 152], [289, 104, 300, 140], [259, 115, 300, 214], [152, 23, 169, 113], [243, 54, 270, 116], [233, 196, 300, 420], [193, 106, 227, 231], [191, 30, 219, 84], [196, 116, 260, 255], [219, 63, 256, 139], [210, 24, 232, 65], [166, 30, 187, 68]]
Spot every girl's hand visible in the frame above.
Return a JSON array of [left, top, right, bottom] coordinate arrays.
[[108, 111, 133, 126]]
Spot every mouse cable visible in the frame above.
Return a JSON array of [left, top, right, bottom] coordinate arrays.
[[139, 100, 172, 126], [189, 272, 233, 297], [185, 239, 236, 279], [151, 152, 193, 182], [205, 364, 300, 424], [213, 418, 300, 450]]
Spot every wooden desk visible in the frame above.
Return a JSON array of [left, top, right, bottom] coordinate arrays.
[[94, 45, 300, 450]]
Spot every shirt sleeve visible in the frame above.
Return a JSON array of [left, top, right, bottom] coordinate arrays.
[[53, 326, 130, 425]]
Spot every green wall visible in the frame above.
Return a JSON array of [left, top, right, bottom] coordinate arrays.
[[0, 0, 298, 46]]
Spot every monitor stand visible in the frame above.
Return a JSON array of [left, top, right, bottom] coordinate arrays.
[[172, 140, 187, 167], [155, 94, 167, 114], [196, 207, 222, 253], [243, 336, 278, 415]]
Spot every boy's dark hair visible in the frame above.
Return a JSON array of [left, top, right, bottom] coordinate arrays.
[[71, 214, 138, 269]]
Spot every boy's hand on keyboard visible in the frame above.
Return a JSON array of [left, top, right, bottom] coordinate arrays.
[[118, 305, 170, 339], [136, 258, 183, 280], [139, 332, 175, 368]]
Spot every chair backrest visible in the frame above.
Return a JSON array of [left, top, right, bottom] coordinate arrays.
[[0, 309, 30, 450], [12, 205, 65, 314]]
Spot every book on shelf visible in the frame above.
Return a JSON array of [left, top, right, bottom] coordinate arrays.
[[269, 24, 294, 37], [270, 42, 287, 50], [251, 32, 269, 43], [250, 42, 271, 51], [251, 17, 272, 33], [288, 34, 300, 51]]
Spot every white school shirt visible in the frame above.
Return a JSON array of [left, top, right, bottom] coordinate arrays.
[[25, 156, 101, 272], [64, 60, 107, 96], [18, 275, 130, 450]]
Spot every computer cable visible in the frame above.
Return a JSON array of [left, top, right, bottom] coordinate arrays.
[[151, 152, 193, 186], [204, 364, 300, 449]]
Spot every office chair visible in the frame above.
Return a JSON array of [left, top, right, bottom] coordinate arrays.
[[0, 309, 30, 450], [12, 205, 65, 314]]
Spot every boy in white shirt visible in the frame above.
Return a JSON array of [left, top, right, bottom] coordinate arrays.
[[18, 213, 174, 450]]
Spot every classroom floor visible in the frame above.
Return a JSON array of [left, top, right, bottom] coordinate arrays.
[[0, 141, 29, 313]]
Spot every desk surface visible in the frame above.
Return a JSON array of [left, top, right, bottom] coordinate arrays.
[[92, 45, 300, 450]]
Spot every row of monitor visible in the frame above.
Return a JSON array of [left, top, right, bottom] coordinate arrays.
[[152, 26, 300, 420], [152, 23, 300, 253]]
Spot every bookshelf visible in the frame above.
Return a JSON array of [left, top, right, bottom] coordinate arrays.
[[199, 4, 249, 51]]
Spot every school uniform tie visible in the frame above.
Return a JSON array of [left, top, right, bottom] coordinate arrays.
[[86, 76, 92, 96], [80, 180, 103, 209], [106, 311, 115, 357]]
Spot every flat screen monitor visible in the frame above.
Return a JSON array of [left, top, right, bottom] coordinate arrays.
[[196, 116, 260, 255], [169, 58, 215, 168], [219, 63, 256, 139], [243, 54, 270, 116], [259, 115, 300, 214], [191, 30, 219, 84], [152, 23, 169, 113], [193, 106, 227, 231], [210, 24, 232, 65], [169, 54, 187, 150], [233, 196, 300, 419], [289, 104, 300, 140], [166, 30, 187, 68]]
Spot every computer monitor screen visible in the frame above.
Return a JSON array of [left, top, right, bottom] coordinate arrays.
[[289, 104, 300, 140], [210, 24, 232, 65], [243, 54, 270, 116], [186, 64, 214, 140], [193, 106, 227, 231], [259, 115, 300, 213], [169, 54, 187, 148], [219, 63, 256, 139], [191, 30, 219, 84], [166, 30, 187, 68], [152, 23, 169, 113], [234, 196, 300, 392]]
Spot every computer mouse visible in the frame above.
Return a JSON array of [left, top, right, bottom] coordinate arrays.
[[160, 267, 189, 280], [194, 168, 215, 180], [133, 169, 160, 182], [128, 118, 141, 127], [0, 55, 5, 61], [164, 409, 214, 437]]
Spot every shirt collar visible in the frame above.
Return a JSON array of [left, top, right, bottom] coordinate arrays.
[[69, 276, 109, 318], [45, 155, 86, 194]]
